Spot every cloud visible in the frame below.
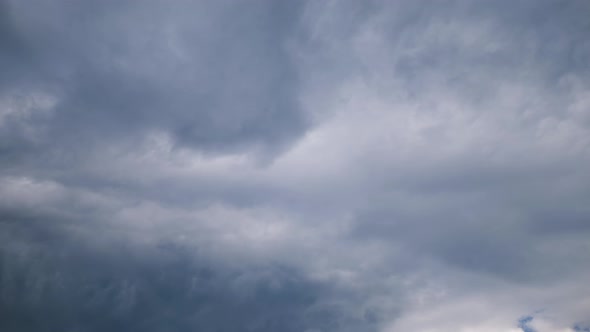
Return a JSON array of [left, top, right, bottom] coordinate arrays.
[[1, 0, 308, 168], [518, 315, 537, 332], [0, 215, 376, 332], [1, 0, 590, 331]]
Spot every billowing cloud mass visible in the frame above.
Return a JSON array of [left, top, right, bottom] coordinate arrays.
[[1, 0, 589, 331]]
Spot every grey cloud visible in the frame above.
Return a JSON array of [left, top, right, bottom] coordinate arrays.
[[1, 0, 590, 331], [0, 212, 381, 332], [1, 0, 307, 169], [574, 325, 590, 332], [304, 0, 590, 278]]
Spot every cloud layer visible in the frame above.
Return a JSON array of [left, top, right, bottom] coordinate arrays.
[[1, 0, 590, 331]]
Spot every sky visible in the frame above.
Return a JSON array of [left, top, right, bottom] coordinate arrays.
[[1, 0, 589, 331]]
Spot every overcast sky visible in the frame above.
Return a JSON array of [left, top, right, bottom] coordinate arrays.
[[1, 1, 590, 331]]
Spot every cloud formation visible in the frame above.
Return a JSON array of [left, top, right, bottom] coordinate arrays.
[[1, 0, 590, 331]]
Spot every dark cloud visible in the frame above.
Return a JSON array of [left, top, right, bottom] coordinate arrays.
[[1, 0, 308, 171], [1, 0, 590, 331], [0, 211, 380, 332], [574, 325, 590, 332]]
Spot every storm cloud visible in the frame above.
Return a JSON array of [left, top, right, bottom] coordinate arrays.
[[1, 0, 590, 331]]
